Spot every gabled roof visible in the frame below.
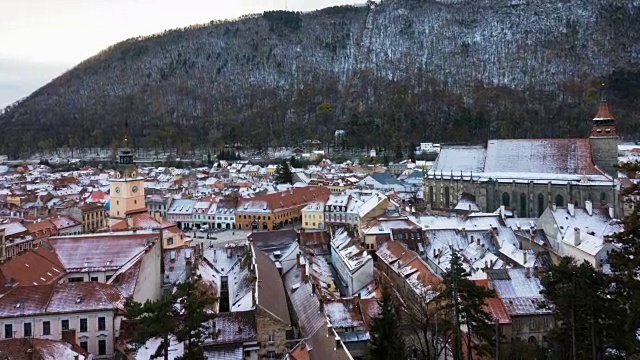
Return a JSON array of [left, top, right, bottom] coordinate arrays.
[[0, 338, 88, 360], [0, 246, 65, 290], [252, 245, 291, 326], [0, 282, 125, 318], [484, 139, 600, 175], [47, 231, 157, 273], [433, 146, 486, 173]]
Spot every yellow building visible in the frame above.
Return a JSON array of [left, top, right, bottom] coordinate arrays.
[[109, 145, 147, 227], [301, 201, 326, 230]]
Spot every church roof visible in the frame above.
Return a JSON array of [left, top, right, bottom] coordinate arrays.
[[483, 139, 600, 175], [593, 100, 614, 121], [432, 146, 486, 173]]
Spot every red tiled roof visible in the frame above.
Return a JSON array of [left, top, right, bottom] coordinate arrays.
[[593, 101, 614, 120], [237, 186, 330, 213], [0, 246, 65, 290], [484, 298, 511, 325]]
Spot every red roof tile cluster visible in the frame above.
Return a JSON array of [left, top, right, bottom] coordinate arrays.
[[0, 247, 65, 291], [0, 282, 125, 319], [237, 186, 330, 213]]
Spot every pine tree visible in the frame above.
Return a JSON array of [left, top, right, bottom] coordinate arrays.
[[540, 257, 620, 359], [437, 248, 495, 360], [126, 278, 216, 360], [275, 160, 293, 184], [368, 283, 406, 360], [607, 161, 640, 358], [125, 294, 178, 360], [174, 276, 215, 359]]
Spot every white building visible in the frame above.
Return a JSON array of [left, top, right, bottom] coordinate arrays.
[[0, 282, 125, 359], [330, 229, 373, 296]]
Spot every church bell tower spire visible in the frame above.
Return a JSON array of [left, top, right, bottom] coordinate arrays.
[[589, 84, 618, 178]]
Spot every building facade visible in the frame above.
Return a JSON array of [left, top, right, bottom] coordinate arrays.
[[109, 145, 146, 227], [425, 100, 620, 218]]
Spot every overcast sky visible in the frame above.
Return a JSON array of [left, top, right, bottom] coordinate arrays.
[[0, 0, 354, 108]]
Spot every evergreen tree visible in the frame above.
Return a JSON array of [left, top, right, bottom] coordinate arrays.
[[275, 160, 293, 184], [125, 294, 178, 360], [608, 161, 640, 358], [174, 276, 215, 360], [126, 278, 216, 360], [437, 248, 495, 360], [540, 257, 619, 360], [368, 283, 406, 360]]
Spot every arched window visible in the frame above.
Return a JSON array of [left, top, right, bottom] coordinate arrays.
[[520, 193, 527, 217], [600, 192, 607, 203], [502, 192, 510, 207], [555, 194, 564, 207], [444, 187, 450, 208], [429, 186, 434, 206], [537, 194, 545, 216], [528, 336, 537, 344]]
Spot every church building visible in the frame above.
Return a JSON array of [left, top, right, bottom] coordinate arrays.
[[424, 98, 620, 218]]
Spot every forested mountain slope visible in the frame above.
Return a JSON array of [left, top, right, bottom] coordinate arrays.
[[1, 0, 640, 156]]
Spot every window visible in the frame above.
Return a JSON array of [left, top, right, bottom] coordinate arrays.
[[98, 317, 106, 331], [537, 193, 545, 216], [268, 333, 274, 343], [80, 318, 88, 332], [4, 324, 12, 338], [167, 238, 174, 246], [68, 277, 84, 283], [502, 192, 510, 207], [80, 341, 88, 351], [600, 192, 607, 203], [543, 316, 550, 329], [61, 320, 69, 331], [444, 187, 450, 208], [529, 318, 535, 330], [24, 322, 32, 337], [90, 276, 99, 282], [429, 186, 434, 206], [267, 351, 276, 359], [520, 193, 527, 217], [42, 321, 51, 335], [98, 339, 107, 355]]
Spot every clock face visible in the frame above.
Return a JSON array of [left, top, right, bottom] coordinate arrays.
[[132, 186, 138, 193], [131, 171, 137, 177], [115, 187, 121, 194], [116, 171, 122, 179]]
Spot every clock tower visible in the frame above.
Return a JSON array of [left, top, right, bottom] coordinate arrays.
[[109, 132, 146, 226]]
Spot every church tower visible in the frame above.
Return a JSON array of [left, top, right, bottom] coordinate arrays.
[[109, 125, 146, 226], [589, 89, 619, 178]]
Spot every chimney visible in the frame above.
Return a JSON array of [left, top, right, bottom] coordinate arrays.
[[567, 203, 575, 217], [62, 329, 76, 345], [433, 248, 437, 258], [26, 348, 33, 360], [476, 237, 480, 246], [126, 215, 134, 229], [574, 227, 581, 246], [525, 267, 531, 278], [469, 235, 474, 244], [226, 245, 233, 258], [609, 206, 615, 219], [523, 251, 527, 265], [251, 283, 256, 307], [585, 200, 593, 216], [552, 204, 557, 212], [296, 253, 301, 267], [499, 205, 505, 219], [300, 261, 308, 283], [484, 260, 489, 270]]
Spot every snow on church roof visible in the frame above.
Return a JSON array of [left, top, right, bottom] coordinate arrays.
[[483, 139, 600, 175], [433, 146, 486, 173]]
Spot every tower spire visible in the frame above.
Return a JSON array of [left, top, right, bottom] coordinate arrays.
[[593, 83, 614, 121]]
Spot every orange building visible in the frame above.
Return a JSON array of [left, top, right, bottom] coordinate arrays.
[[235, 187, 330, 231]]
